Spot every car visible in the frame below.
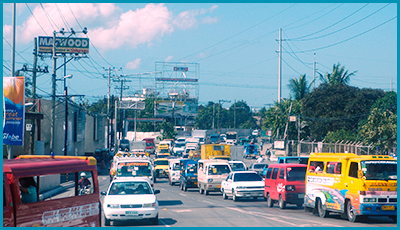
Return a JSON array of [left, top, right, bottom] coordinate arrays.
[[252, 130, 259, 136], [175, 137, 187, 144], [101, 177, 160, 226], [119, 139, 130, 151], [228, 161, 246, 171], [248, 163, 269, 176], [220, 171, 265, 201], [173, 142, 186, 156]]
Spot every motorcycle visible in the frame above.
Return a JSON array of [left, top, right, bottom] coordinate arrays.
[[79, 185, 91, 195]]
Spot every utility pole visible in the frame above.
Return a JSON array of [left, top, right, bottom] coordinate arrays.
[[277, 28, 282, 103], [218, 99, 230, 129], [212, 103, 215, 130], [104, 67, 120, 149], [114, 77, 131, 139]]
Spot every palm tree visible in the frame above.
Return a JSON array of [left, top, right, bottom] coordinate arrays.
[[287, 74, 313, 100], [319, 62, 357, 85]]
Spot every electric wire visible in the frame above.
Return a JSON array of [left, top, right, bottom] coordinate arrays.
[[3, 37, 31, 64], [281, 57, 302, 76], [25, 3, 48, 35], [55, 3, 71, 30], [40, 3, 59, 31]]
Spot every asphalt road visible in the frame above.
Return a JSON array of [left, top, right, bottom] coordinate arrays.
[[97, 155, 396, 227]]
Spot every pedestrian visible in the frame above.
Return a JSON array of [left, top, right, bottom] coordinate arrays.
[[260, 141, 263, 151], [266, 149, 271, 160], [20, 177, 37, 204]]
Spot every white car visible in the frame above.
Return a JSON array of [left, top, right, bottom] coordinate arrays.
[[102, 177, 160, 226], [226, 140, 235, 145], [220, 171, 264, 202], [173, 143, 186, 156]]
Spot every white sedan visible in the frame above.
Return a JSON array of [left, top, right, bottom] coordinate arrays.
[[220, 171, 264, 202], [101, 177, 160, 226]]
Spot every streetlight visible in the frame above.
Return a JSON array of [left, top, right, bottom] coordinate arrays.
[[58, 74, 73, 156]]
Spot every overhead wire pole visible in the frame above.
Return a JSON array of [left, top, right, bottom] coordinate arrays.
[[114, 76, 131, 140], [277, 28, 282, 103], [8, 3, 16, 159], [104, 67, 121, 149]]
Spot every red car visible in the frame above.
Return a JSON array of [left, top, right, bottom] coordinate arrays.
[[264, 163, 307, 209], [142, 138, 156, 155]]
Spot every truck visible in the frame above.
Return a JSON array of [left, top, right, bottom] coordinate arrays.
[[130, 141, 146, 153], [197, 159, 232, 195], [201, 144, 231, 160], [226, 131, 238, 144]]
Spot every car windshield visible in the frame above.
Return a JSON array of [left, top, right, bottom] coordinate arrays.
[[120, 139, 129, 144], [186, 163, 197, 173], [145, 142, 154, 147], [234, 173, 262, 182], [117, 163, 152, 177], [361, 161, 397, 180], [172, 163, 181, 171], [159, 149, 169, 153], [155, 161, 168, 166], [286, 167, 307, 181], [175, 143, 185, 148], [229, 163, 246, 171], [253, 164, 267, 169], [108, 181, 152, 195], [208, 165, 231, 175]]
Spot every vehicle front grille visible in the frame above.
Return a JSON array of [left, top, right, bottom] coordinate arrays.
[[120, 204, 142, 208]]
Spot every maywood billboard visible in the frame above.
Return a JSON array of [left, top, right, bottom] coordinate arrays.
[[38, 36, 89, 54]]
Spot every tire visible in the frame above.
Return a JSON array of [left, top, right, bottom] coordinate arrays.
[[317, 199, 329, 218], [154, 177, 157, 183], [151, 215, 159, 225], [390, 216, 397, 223], [204, 189, 209, 196], [297, 203, 303, 209], [266, 194, 273, 207], [279, 195, 286, 209], [199, 185, 204, 194], [346, 200, 360, 222], [233, 193, 238, 202], [171, 182, 175, 186], [104, 215, 110, 226], [340, 211, 348, 220], [223, 190, 228, 200], [180, 182, 183, 191]]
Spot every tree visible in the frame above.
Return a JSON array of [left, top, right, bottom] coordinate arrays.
[[228, 100, 256, 129], [194, 102, 215, 129], [287, 74, 313, 100], [159, 121, 177, 140], [319, 62, 357, 85]]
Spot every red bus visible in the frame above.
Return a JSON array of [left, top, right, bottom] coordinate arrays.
[[3, 156, 101, 227]]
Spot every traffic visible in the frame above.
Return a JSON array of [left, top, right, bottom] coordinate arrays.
[[3, 131, 397, 227]]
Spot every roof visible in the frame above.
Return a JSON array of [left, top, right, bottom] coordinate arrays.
[[112, 177, 151, 183], [267, 163, 308, 168]]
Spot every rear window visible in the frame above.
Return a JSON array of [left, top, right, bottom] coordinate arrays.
[[286, 167, 307, 181], [271, 168, 279, 180], [254, 164, 267, 169]]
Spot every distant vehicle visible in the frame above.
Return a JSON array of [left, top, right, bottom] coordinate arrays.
[[244, 143, 259, 159], [197, 159, 231, 195], [180, 160, 198, 192], [130, 141, 146, 153], [119, 139, 130, 151], [228, 161, 246, 171], [173, 142, 186, 156], [154, 158, 169, 182], [252, 130, 259, 136], [248, 163, 269, 176], [175, 137, 187, 144], [209, 134, 220, 144], [277, 156, 309, 165], [101, 177, 160, 226], [220, 134, 227, 141], [226, 131, 238, 144], [142, 138, 156, 155], [193, 136, 205, 145], [221, 171, 264, 201], [168, 159, 181, 186]]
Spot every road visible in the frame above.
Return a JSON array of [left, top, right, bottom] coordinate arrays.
[[96, 153, 396, 227]]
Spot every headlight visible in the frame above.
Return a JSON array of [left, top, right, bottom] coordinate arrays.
[[143, 202, 157, 207], [208, 179, 213, 183], [285, 185, 295, 191], [107, 204, 120, 208], [363, 198, 377, 202]]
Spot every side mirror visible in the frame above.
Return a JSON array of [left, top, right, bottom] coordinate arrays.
[[101, 191, 106, 195], [154, 190, 161, 194]]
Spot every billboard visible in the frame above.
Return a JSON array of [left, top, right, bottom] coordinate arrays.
[[3, 77, 25, 145], [38, 36, 89, 54], [155, 100, 198, 118]]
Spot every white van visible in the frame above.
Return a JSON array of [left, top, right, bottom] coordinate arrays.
[[197, 160, 231, 195], [168, 159, 181, 186]]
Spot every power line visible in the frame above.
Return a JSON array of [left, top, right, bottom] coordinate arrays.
[[3, 37, 30, 64], [25, 3, 48, 35], [293, 3, 391, 42], [55, 3, 71, 30], [282, 57, 302, 76], [288, 3, 370, 41], [40, 3, 59, 31]]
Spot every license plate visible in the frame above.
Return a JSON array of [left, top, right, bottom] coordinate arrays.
[[251, 193, 259, 196], [194, 182, 198, 185], [216, 185, 221, 188], [298, 194, 305, 198], [382, 205, 395, 211], [125, 211, 138, 215]]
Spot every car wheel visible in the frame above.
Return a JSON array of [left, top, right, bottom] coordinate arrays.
[[346, 200, 360, 222], [151, 215, 159, 225], [199, 186, 204, 194], [104, 215, 110, 226], [233, 193, 238, 202], [171, 182, 175, 186], [180, 183, 183, 191], [204, 189, 209, 196], [279, 195, 286, 209], [318, 199, 329, 218], [223, 190, 228, 199], [267, 194, 273, 207], [154, 177, 157, 183]]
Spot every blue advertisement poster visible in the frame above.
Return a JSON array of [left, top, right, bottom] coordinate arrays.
[[3, 77, 25, 146]]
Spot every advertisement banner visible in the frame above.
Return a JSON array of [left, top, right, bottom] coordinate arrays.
[[3, 77, 25, 145], [38, 36, 89, 54], [155, 100, 198, 118]]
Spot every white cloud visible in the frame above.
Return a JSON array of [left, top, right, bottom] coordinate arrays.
[[125, 58, 142, 70], [165, 56, 174, 62], [202, 16, 219, 24]]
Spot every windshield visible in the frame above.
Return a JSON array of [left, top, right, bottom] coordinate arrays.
[[286, 167, 307, 181], [146, 142, 154, 147], [230, 163, 246, 171], [117, 163, 152, 177], [120, 139, 129, 144], [175, 143, 185, 148], [172, 163, 181, 171], [208, 165, 231, 175], [361, 160, 397, 180], [186, 163, 197, 173], [234, 173, 262, 182], [108, 181, 152, 195], [253, 164, 267, 169], [155, 160, 168, 166], [159, 149, 169, 153]]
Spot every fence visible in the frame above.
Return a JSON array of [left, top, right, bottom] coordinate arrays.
[[281, 140, 376, 156]]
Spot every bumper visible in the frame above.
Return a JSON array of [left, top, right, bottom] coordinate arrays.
[[104, 208, 158, 221], [284, 193, 305, 204], [170, 176, 180, 183], [155, 170, 169, 178], [358, 203, 397, 216], [235, 190, 264, 198], [205, 183, 222, 192]]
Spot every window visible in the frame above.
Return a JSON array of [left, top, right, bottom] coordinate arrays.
[[266, 168, 273, 179], [348, 162, 359, 178], [327, 162, 342, 174], [279, 168, 284, 179], [271, 168, 279, 180], [309, 161, 325, 173], [233, 173, 262, 182], [286, 167, 307, 181]]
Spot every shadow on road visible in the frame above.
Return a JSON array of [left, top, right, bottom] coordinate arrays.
[[110, 217, 178, 227], [158, 200, 183, 206]]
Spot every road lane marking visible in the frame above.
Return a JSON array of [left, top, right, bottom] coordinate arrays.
[[172, 209, 192, 213], [202, 200, 214, 205], [179, 193, 187, 197]]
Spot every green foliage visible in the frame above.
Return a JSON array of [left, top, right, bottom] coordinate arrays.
[[324, 128, 358, 143], [301, 83, 384, 141], [159, 121, 177, 140], [287, 74, 313, 101], [319, 62, 357, 85]]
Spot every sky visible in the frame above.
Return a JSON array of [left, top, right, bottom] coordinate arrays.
[[2, 3, 397, 109]]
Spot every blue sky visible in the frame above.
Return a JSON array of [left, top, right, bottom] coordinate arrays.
[[3, 3, 397, 109]]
